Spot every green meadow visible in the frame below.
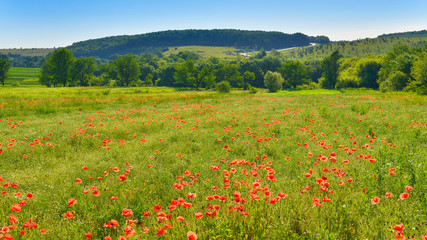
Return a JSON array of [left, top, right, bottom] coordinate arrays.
[[5, 67, 41, 86], [0, 88, 426, 239], [163, 46, 239, 59]]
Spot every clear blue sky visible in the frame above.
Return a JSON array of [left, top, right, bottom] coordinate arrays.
[[1, 0, 426, 48]]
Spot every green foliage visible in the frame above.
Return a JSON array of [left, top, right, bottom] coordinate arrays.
[[336, 58, 360, 89], [321, 50, 342, 89], [39, 60, 54, 87], [144, 73, 153, 86], [408, 51, 427, 94], [278, 60, 310, 88], [248, 84, 258, 93], [357, 58, 381, 89], [0, 57, 11, 86], [379, 71, 410, 92], [243, 71, 255, 90], [173, 59, 199, 88], [113, 53, 141, 86], [216, 81, 231, 93], [50, 48, 75, 87], [378, 45, 418, 92], [282, 32, 427, 60], [72, 57, 95, 86], [296, 82, 320, 90], [264, 71, 284, 92]]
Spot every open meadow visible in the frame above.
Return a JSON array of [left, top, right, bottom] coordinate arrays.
[[0, 88, 426, 239], [4, 68, 41, 87]]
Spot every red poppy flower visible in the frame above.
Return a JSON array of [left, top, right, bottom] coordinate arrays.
[[187, 231, 198, 240], [156, 227, 167, 235], [195, 212, 204, 219], [122, 209, 133, 218], [153, 204, 162, 212], [63, 211, 74, 219], [10, 204, 21, 212], [399, 192, 409, 200], [394, 223, 404, 232], [371, 197, 380, 205], [84, 232, 93, 239]]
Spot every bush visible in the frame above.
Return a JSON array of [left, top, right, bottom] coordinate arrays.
[[296, 82, 320, 90], [264, 71, 283, 92], [379, 71, 410, 92], [216, 81, 231, 93], [12, 82, 21, 87], [136, 80, 144, 87], [247, 84, 258, 94]]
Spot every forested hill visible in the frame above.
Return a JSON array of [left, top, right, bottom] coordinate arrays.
[[66, 29, 329, 58]]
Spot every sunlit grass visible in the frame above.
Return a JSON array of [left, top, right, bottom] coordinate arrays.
[[0, 89, 426, 239]]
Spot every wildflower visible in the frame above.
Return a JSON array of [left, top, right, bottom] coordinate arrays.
[[122, 209, 133, 218], [187, 231, 198, 240], [371, 197, 380, 205], [156, 227, 167, 235], [10, 204, 21, 212], [399, 192, 409, 200], [63, 211, 74, 219], [68, 198, 77, 207]]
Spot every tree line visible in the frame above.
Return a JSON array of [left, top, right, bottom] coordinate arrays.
[[32, 44, 427, 95]]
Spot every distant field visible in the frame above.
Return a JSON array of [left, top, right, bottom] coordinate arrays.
[[0, 48, 53, 57], [5, 67, 41, 86], [163, 46, 239, 59]]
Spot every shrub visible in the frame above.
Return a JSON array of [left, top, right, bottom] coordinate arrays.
[[136, 80, 144, 87], [264, 71, 283, 92], [216, 81, 231, 93], [296, 82, 320, 90], [248, 84, 258, 94]]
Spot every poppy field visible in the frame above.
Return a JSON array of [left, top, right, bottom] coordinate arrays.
[[0, 89, 426, 239]]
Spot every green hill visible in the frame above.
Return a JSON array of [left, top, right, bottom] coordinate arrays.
[[280, 30, 427, 59], [66, 29, 329, 59]]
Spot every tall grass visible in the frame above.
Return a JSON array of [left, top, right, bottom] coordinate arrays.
[[0, 89, 426, 239]]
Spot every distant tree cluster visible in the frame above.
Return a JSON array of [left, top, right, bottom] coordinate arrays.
[[40, 49, 96, 87], [38, 44, 427, 95], [0, 53, 44, 68]]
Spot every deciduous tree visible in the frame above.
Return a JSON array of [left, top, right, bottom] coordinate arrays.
[[321, 50, 342, 89], [72, 57, 95, 86], [264, 71, 283, 92], [50, 48, 75, 87], [0, 57, 11, 86], [114, 54, 141, 86]]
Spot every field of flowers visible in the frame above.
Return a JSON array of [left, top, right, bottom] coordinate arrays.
[[0, 89, 426, 239]]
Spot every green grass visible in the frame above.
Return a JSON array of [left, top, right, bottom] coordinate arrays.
[[0, 88, 426, 239], [5, 67, 41, 86], [163, 46, 239, 59]]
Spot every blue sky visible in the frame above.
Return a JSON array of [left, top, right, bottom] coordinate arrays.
[[1, 0, 426, 48]]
